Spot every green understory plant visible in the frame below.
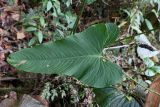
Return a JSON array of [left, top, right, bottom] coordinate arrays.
[[41, 82, 67, 101], [21, 8, 47, 46], [41, 79, 91, 106], [22, 0, 77, 46], [22, 0, 97, 45]]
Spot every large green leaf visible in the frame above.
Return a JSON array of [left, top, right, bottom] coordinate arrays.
[[7, 23, 123, 88], [94, 88, 142, 107]]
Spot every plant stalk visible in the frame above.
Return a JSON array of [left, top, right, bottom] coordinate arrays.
[[123, 71, 160, 96], [71, 0, 85, 35]]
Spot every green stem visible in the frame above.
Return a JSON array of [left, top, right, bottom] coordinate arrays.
[[123, 71, 160, 96], [71, 0, 85, 35]]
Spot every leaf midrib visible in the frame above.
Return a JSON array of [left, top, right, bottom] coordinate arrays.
[[14, 54, 102, 61]]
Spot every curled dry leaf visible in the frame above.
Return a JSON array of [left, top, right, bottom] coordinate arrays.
[[144, 76, 160, 107]]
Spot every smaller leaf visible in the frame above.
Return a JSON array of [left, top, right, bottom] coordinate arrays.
[[145, 80, 152, 84], [144, 58, 154, 68], [34, 31, 43, 43], [145, 69, 156, 77], [40, 17, 45, 27], [150, 66, 160, 73], [60, 90, 66, 98], [145, 19, 154, 35], [66, 0, 72, 7], [47, 1, 53, 12], [53, 0, 62, 15], [23, 21, 37, 27], [25, 27, 37, 32], [65, 11, 77, 28], [54, 29, 64, 38], [51, 89, 58, 101], [28, 37, 37, 46]]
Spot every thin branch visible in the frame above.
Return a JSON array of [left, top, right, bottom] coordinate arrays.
[[136, 27, 159, 36], [85, 18, 108, 28], [103, 45, 129, 54], [117, 27, 160, 42], [0, 87, 31, 92], [0, 77, 38, 81]]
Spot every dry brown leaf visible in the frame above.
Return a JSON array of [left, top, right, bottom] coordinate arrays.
[[0, 46, 5, 64], [144, 76, 160, 107], [17, 31, 25, 39], [3, 6, 20, 12], [0, 28, 9, 36], [1, 5, 22, 27], [11, 13, 20, 21]]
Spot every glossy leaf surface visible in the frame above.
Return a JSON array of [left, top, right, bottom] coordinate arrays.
[[94, 88, 142, 107], [8, 23, 123, 88]]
